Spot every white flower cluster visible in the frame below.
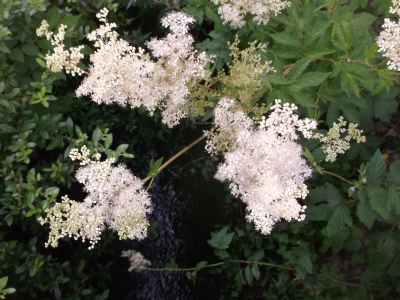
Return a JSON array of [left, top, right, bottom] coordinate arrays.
[[204, 98, 253, 154], [74, 9, 211, 127], [36, 20, 84, 76], [39, 146, 152, 249], [377, 0, 400, 71], [313, 116, 366, 163], [121, 250, 151, 272], [211, 0, 290, 29], [211, 99, 317, 234]]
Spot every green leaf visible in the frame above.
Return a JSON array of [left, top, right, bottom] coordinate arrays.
[[356, 200, 376, 229], [195, 261, 207, 271], [92, 127, 102, 142], [298, 255, 312, 273], [244, 265, 253, 285], [248, 250, 264, 262], [0, 44, 10, 53], [183, 6, 204, 24], [0, 124, 17, 133], [207, 226, 234, 250], [287, 88, 317, 107], [270, 31, 302, 48], [9, 48, 24, 63], [0, 277, 8, 290], [25, 210, 36, 218], [204, 6, 220, 23], [387, 161, 400, 185], [365, 150, 386, 184], [47, 6, 61, 28], [3, 287, 16, 294], [350, 12, 377, 31], [27, 168, 35, 183], [21, 44, 39, 56], [116, 144, 129, 154], [46, 138, 61, 150], [251, 264, 260, 280], [387, 186, 400, 214], [66, 117, 73, 135], [374, 99, 398, 122], [45, 187, 59, 199], [326, 202, 353, 236], [286, 58, 311, 80], [4, 214, 13, 226], [291, 72, 330, 89], [36, 58, 47, 68], [367, 185, 389, 219]]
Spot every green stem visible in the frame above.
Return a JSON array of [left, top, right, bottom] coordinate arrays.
[[364, 57, 389, 68], [320, 170, 354, 185], [142, 134, 208, 184], [143, 259, 362, 287]]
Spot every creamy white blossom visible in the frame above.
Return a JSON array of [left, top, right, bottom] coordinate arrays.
[[121, 250, 151, 271], [39, 146, 152, 249], [377, 0, 400, 71], [212, 99, 317, 234], [212, 0, 290, 29], [74, 9, 211, 127]]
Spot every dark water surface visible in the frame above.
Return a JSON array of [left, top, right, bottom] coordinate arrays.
[[109, 128, 230, 299]]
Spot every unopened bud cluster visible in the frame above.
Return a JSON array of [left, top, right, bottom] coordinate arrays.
[[36, 20, 84, 76], [39, 146, 152, 249], [313, 116, 366, 162]]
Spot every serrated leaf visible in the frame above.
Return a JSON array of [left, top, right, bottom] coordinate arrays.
[[286, 58, 311, 80], [291, 72, 330, 89], [288, 88, 317, 107], [365, 150, 386, 184], [374, 99, 397, 122], [326, 203, 353, 236], [350, 12, 377, 31], [356, 200, 376, 229], [270, 31, 302, 48], [367, 185, 389, 219], [298, 255, 312, 273], [387, 161, 400, 185], [387, 186, 400, 214]]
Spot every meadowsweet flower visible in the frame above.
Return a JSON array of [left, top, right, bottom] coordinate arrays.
[[39, 146, 152, 249], [211, 99, 317, 234], [36, 20, 85, 76], [73, 9, 211, 127], [121, 250, 151, 271], [313, 116, 366, 162], [211, 0, 290, 29], [377, 0, 400, 71]]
